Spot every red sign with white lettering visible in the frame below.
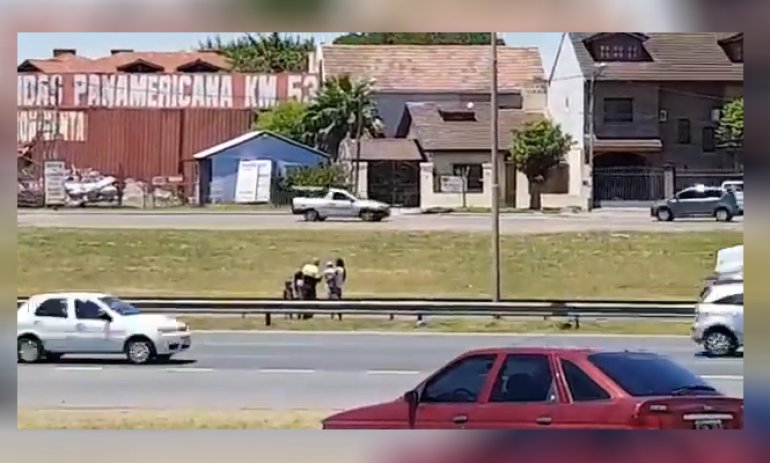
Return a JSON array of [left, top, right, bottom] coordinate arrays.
[[17, 72, 320, 110]]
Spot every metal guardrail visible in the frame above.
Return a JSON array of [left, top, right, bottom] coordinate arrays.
[[15, 297, 695, 327]]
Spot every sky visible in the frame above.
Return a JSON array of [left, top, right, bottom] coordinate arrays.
[[17, 32, 563, 73]]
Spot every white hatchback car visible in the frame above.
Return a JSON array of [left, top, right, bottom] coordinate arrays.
[[17, 292, 191, 364], [692, 282, 743, 357]]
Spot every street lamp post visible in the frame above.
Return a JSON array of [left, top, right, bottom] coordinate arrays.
[[490, 32, 501, 302]]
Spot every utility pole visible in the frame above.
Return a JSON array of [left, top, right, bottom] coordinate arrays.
[[587, 64, 606, 211], [490, 32, 501, 302], [353, 104, 363, 195]]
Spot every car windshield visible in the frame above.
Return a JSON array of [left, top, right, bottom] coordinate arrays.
[[99, 297, 140, 315], [588, 352, 718, 397]]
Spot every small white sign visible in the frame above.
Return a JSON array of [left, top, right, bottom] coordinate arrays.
[[440, 176, 465, 193], [43, 160, 67, 206]]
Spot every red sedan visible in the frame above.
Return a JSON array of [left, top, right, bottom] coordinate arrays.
[[322, 347, 742, 429]]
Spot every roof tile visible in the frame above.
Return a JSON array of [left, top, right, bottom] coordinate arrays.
[[569, 32, 743, 81], [18, 51, 231, 73], [321, 45, 544, 92], [402, 102, 546, 151]]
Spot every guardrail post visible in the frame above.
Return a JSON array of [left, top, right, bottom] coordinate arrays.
[[265, 312, 272, 326], [572, 314, 580, 329], [417, 314, 423, 323], [389, 314, 394, 321]]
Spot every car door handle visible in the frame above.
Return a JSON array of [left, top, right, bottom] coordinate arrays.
[[452, 414, 469, 425], [75, 323, 86, 330], [535, 416, 552, 426]]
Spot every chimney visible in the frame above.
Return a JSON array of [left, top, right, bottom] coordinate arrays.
[[110, 49, 134, 55], [53, 48, 77, 58]]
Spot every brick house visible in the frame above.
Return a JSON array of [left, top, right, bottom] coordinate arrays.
[[548, 33, 744, 206]]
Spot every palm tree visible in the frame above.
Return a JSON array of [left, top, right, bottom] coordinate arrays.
[[303, 75, 383, 160]]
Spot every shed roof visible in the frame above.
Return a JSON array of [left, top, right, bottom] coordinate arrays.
[[339, 138, 423, 161], [321, 45, 544, 92], [400, 102, 546, 151], [192, 131, 329, 160], [569, 32, 743, 81]]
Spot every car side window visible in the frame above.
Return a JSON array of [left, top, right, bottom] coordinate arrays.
[[421, 354, 497, 404], [332, 192, 349, 201], [705, 189, 723, 199], [715, 293, 743, 305], [561, 359, 611, 402], [75, 299, 104, 320], [677, 189, 703, 200], [34, 298, 68, 318], [489, 354, 556, 403]]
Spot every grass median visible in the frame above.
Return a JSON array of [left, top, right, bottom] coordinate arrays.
[[18, 229, 740, 300], [18, 408, 327, 429]]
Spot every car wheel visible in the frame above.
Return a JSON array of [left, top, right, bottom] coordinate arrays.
[[125, 337, 156, 365], [360, 211, 376, 222], [715, 208, 732, 222], [304, 210, 319, 222], [703, 328, 737, 357], [17, 336, 43, 363], [656, 208, 673, 222]]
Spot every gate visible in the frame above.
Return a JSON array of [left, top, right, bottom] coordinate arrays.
[[593, 166, 665, 205], [367, 161, 420, 207]]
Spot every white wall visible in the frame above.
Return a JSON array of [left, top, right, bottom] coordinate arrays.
[[547, 33, 589, 206]]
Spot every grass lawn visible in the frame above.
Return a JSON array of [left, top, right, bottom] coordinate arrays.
[[17, 229, 741, 300], [18, 408, 326, 429], [180, 316, 691, 336]]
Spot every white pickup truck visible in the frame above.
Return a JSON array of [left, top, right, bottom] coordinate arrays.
[[291, 188, 391, 222]]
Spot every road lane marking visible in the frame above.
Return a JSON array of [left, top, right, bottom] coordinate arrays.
[[366, 370, 422, 376], [258, 368, 315, 374], [54, 367, 103, 371], [165, 368, 213, 373]]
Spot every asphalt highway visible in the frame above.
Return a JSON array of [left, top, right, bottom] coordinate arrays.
[[17, 209, 743, 234], [18, 331, 743, 410]]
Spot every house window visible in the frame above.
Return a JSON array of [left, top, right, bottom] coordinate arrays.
[[677, 119, 691, 144], [453, 163, 483, 192], [598, 43, 642, 61], [703, 127, 716, 152], [603, 98, 633, 122]]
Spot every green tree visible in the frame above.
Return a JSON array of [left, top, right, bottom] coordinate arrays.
[[284, 164, 349, 189], [199, 33, 315, 72], [333, 32, 504, 45], [302, 75, 383, 160], [509, 120, 573, 210], [717, 97, 743, 168], [254, 101, 310, 143]]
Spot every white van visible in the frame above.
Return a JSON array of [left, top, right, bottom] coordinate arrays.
[[715, 245, 743, 274]]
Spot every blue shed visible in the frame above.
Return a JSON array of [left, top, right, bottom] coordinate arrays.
[[193, 131, 328, 204]]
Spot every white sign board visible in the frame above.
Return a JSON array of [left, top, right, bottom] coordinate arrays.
[[43, 160, 67, 206], [439, 176, 465, 193], [234, 159, 273, 203]]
